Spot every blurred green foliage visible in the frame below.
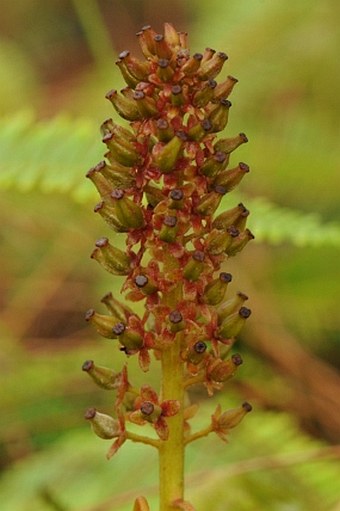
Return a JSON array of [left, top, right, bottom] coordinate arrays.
[[0, 0, 339, 510]]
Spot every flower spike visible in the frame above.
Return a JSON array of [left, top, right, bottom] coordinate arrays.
[[84, 22, 254, 509]]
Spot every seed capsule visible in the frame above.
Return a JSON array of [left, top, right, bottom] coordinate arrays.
[[214, 132, 248, 153], [225, 229, 255, 256], [152, 133, 185, 174], [195, 186, 227, 216], [184, 341, 208, 365], [85, 408, 120, 439], [110, 190, 145, 229], [214, 75, 238, 99], [218, 402, 252, 430], [203, 272, 232, 305], [218, 307, 251, 339], [85, 309, 122, 339], [113, 322, 144, 350], [217, 292, 249, 323], [183, 250, 205, 281], [105, 89, 142, 121], [134, 274, 158, 295], [133, 90, 159, 117], [209, 99, 232, 133], [200, 151, 228, 177], [208, 353, 243, 383], [197, 51, 228, 80], [187, 118, 212, 141], [168, 310, 185, 333], [181, 52, 203, 75], [94, 200, 128, 233], [213, 162, 250, 192], [91, 237, 131, 276], [159, 215, 179, 243], [82, 360, 119, 390], [205, 226, 239, 255], [102, 132, 140, 167], [213, 203, 249, 231], [193, 79, 217, 107]]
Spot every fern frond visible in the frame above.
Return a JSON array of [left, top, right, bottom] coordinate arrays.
[[247, 197, 340, 248], [0, 111, 102, 201], [1, 112, 339, 248]]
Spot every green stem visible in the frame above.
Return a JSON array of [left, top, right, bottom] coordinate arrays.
[[184, 424, 213, 446], [159, 333, 185, 511], [126, 430, 161, 449]]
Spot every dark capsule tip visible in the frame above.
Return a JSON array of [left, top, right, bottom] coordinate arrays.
[[101, 291, 113, 301], [85, 309, 95, 321], [102, 132, 114, 143], [169, 310, 183, 324], [135, 274, 148, 288], [105, 89, 117, 99], [82, 360, 94, 372], [239, 132, 248, 142], [86, 167, 95, 178], [239, 307, 251, 319], [84, 407, 97, 420], [94, 201, 104, 213], [201, 119, 212, 131], [239, 162, 250, 172], [231, 353, 243, 366], [133, 90, 145, 100], [169, 188, 184, 201], [227, 226, 240, 237], [214, 151, 227, 163], [141, 24, 152, 31], [194, 341, 207, 354], [227, 75, 239, 83], [193, 250, 205, 262], [154, 34, 164, 42], [208, 79, 217, 89], [111, 189, 125, 200], [94, 161, 106, 172], [112, 322, 126, 336], [193, 52, 203, 61], [220, 272, 232, 283], [163, 215, 177, 227], [217, 51, 228, 60], [158, 58, 169, 68], [157, 118, 169, 129], [119, 50, 130, 59], [171, 85, 182, 95], [176, 130, 188, 141], [237, 292, 249, 300], [95, 237, 109, 248], [214, 184, 227, 195], [141, 401, 155, 416], [242, 401, 253, 412], [220, 99, 232, 107]]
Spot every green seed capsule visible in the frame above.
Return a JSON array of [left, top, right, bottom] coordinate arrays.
[[84, 408, 120, 439], [214, 132, 248, 153], [183, 250, 205, 281], [91, 237, 131, 276], [218, 306, 251, 339], [105, 89, 142, 121], [85, 308, 122, 339], [203, 272, 232, 305], [82, 360, 119, 390], [111, 189, 145, 229]]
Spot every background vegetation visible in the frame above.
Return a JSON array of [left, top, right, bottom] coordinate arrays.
[[0, 1, 339, 510]]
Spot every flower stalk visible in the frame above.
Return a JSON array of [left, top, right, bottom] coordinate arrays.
[[83, 23, 253, 511]]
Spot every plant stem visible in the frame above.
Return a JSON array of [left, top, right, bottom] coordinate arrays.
[[159, 332, 185, 511]]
